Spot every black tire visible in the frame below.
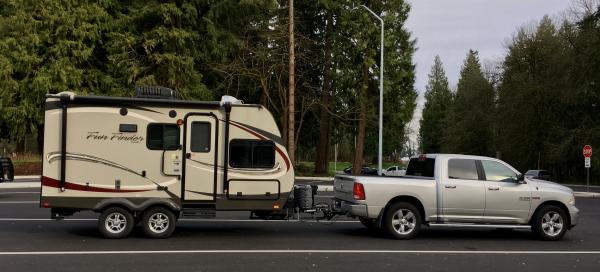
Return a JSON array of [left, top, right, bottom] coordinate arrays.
[[531, 205, 568, 241], [141, 206, 176, 239], [358, 217, 378, 230], [98, 207, 134, 239], [383, 202, 422, 239]]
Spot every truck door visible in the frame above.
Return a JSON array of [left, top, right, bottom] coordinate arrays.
[[441, 158, 485, 222], [183, 114, 218, 201], [480, 160, 531, 223]]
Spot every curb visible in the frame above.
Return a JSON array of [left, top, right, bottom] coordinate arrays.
[[1, 180, 594, 196], [317, 185, 333, 192], [296, 177, 334, 183], [574, 192, 600, 198], [0, 182, 40, 189], [13, 175, 41, 180], [0, 182, 338, 192]]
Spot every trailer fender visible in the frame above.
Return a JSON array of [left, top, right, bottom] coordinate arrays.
[[93, 198, 181, 214]]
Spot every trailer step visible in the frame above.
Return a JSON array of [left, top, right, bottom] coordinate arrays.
[[181, 202, 216, 218]]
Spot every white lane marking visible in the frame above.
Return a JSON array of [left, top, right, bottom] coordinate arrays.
[[0, 218, 359, 223], [0, 250, 600, 255], [0, 201, 38, 204]]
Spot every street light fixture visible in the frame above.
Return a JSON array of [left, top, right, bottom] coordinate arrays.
[[354, 5, 384, 176]]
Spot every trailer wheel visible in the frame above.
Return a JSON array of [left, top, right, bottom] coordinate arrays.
[[98, 207, 134, 239], [383, 202, 421, 239], [141, 207, 176, 239]]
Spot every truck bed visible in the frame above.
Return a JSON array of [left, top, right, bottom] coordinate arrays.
[[333, 174, 437, 220]]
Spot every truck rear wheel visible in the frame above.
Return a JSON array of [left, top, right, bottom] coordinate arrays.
[[98, 207, 134, 239], [531, 205, 568, 241], [141, 206, 176, 239], [383, 202, 421, 239]]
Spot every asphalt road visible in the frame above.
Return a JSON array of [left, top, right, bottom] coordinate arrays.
[[0, 187, 599, 272]]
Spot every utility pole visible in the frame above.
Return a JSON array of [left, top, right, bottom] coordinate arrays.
[[359, 5, 384, 175], [288, 0, 295, 165]]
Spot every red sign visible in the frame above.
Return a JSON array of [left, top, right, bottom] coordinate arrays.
[[583, 145, 592, 158]]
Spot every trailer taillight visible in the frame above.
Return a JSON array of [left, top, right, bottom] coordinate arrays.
[[42, 201, 50, 208], [353, 183, 365, 200]]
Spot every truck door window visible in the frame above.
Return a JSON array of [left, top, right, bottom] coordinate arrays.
[[230, 139, 275, 168], [448, 159, 478, 180], [147, 124, 180, 150], [190, 122, 211, 152], [481, 160, 517, 182]]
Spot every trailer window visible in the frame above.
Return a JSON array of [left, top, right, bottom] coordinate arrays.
[[190, 122, 211, 152], [147, 124, 180, 150], [230, 140, 275, 168]]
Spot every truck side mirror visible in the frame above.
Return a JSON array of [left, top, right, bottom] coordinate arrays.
[[516, 174, 526, 184]]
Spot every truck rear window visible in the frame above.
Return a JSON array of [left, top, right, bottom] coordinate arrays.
[[405, 158, 435, 177]]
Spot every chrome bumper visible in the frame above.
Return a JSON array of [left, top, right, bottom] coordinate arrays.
[[334, 199, 368, 218]]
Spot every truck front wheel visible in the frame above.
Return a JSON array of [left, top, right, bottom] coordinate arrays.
[[383, 202, 421, 239], [98, 207, 134, 239], [531, 205, 568, 241]]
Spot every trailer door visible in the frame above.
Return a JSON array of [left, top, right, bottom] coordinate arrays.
[[183, 114, 218, 201]]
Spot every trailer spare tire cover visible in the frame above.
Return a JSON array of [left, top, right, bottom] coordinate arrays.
[[293, 185, 313, 210]]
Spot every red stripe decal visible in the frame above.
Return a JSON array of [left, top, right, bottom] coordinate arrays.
[[228, 122, 291, 172], [42, 176, 150, 193]]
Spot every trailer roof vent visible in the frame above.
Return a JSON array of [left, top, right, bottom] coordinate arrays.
[[135, 86, 178, 100]]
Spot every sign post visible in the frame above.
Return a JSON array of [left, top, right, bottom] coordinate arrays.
[[583, 145, 592, 192]]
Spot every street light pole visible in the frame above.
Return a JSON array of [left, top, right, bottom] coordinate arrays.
[[360, 5, 384, 176]]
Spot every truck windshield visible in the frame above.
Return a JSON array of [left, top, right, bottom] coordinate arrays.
[[405, 158, 435, 177]]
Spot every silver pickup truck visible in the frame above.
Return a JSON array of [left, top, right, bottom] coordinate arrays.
[[334, 154, 579, 240]]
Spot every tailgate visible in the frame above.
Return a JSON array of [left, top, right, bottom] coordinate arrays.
[[334, 175, 355, 202]]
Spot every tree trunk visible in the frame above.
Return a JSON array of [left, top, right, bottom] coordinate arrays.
[[352, 61, 369, 175], [314, 13, 334, 174], [287, 0, 295, 165]]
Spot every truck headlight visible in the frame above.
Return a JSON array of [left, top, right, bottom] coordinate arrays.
[[569, 195, 575, 206]]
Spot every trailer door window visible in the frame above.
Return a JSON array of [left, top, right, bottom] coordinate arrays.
[[230, 140, 275, 168], [190, 122, 211, 152], [147, 124, 180, 150]]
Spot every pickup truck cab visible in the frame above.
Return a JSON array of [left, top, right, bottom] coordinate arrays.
[[334, 154, 579, 240]]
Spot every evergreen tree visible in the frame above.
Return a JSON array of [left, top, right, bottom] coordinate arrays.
[[497, 16, 572, 170], [442, 50, 494, 156], [0, 0, 115, 148], [107, 0, 211, 100], [419, 55, 452, 153]]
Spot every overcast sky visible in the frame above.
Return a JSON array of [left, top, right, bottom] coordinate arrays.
[[404, 0, 573, 148]]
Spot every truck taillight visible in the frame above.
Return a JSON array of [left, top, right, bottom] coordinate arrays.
[[353, 183, 365, 200]]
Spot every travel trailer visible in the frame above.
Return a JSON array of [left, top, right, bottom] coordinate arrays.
[[41, 87, 303, 238]]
